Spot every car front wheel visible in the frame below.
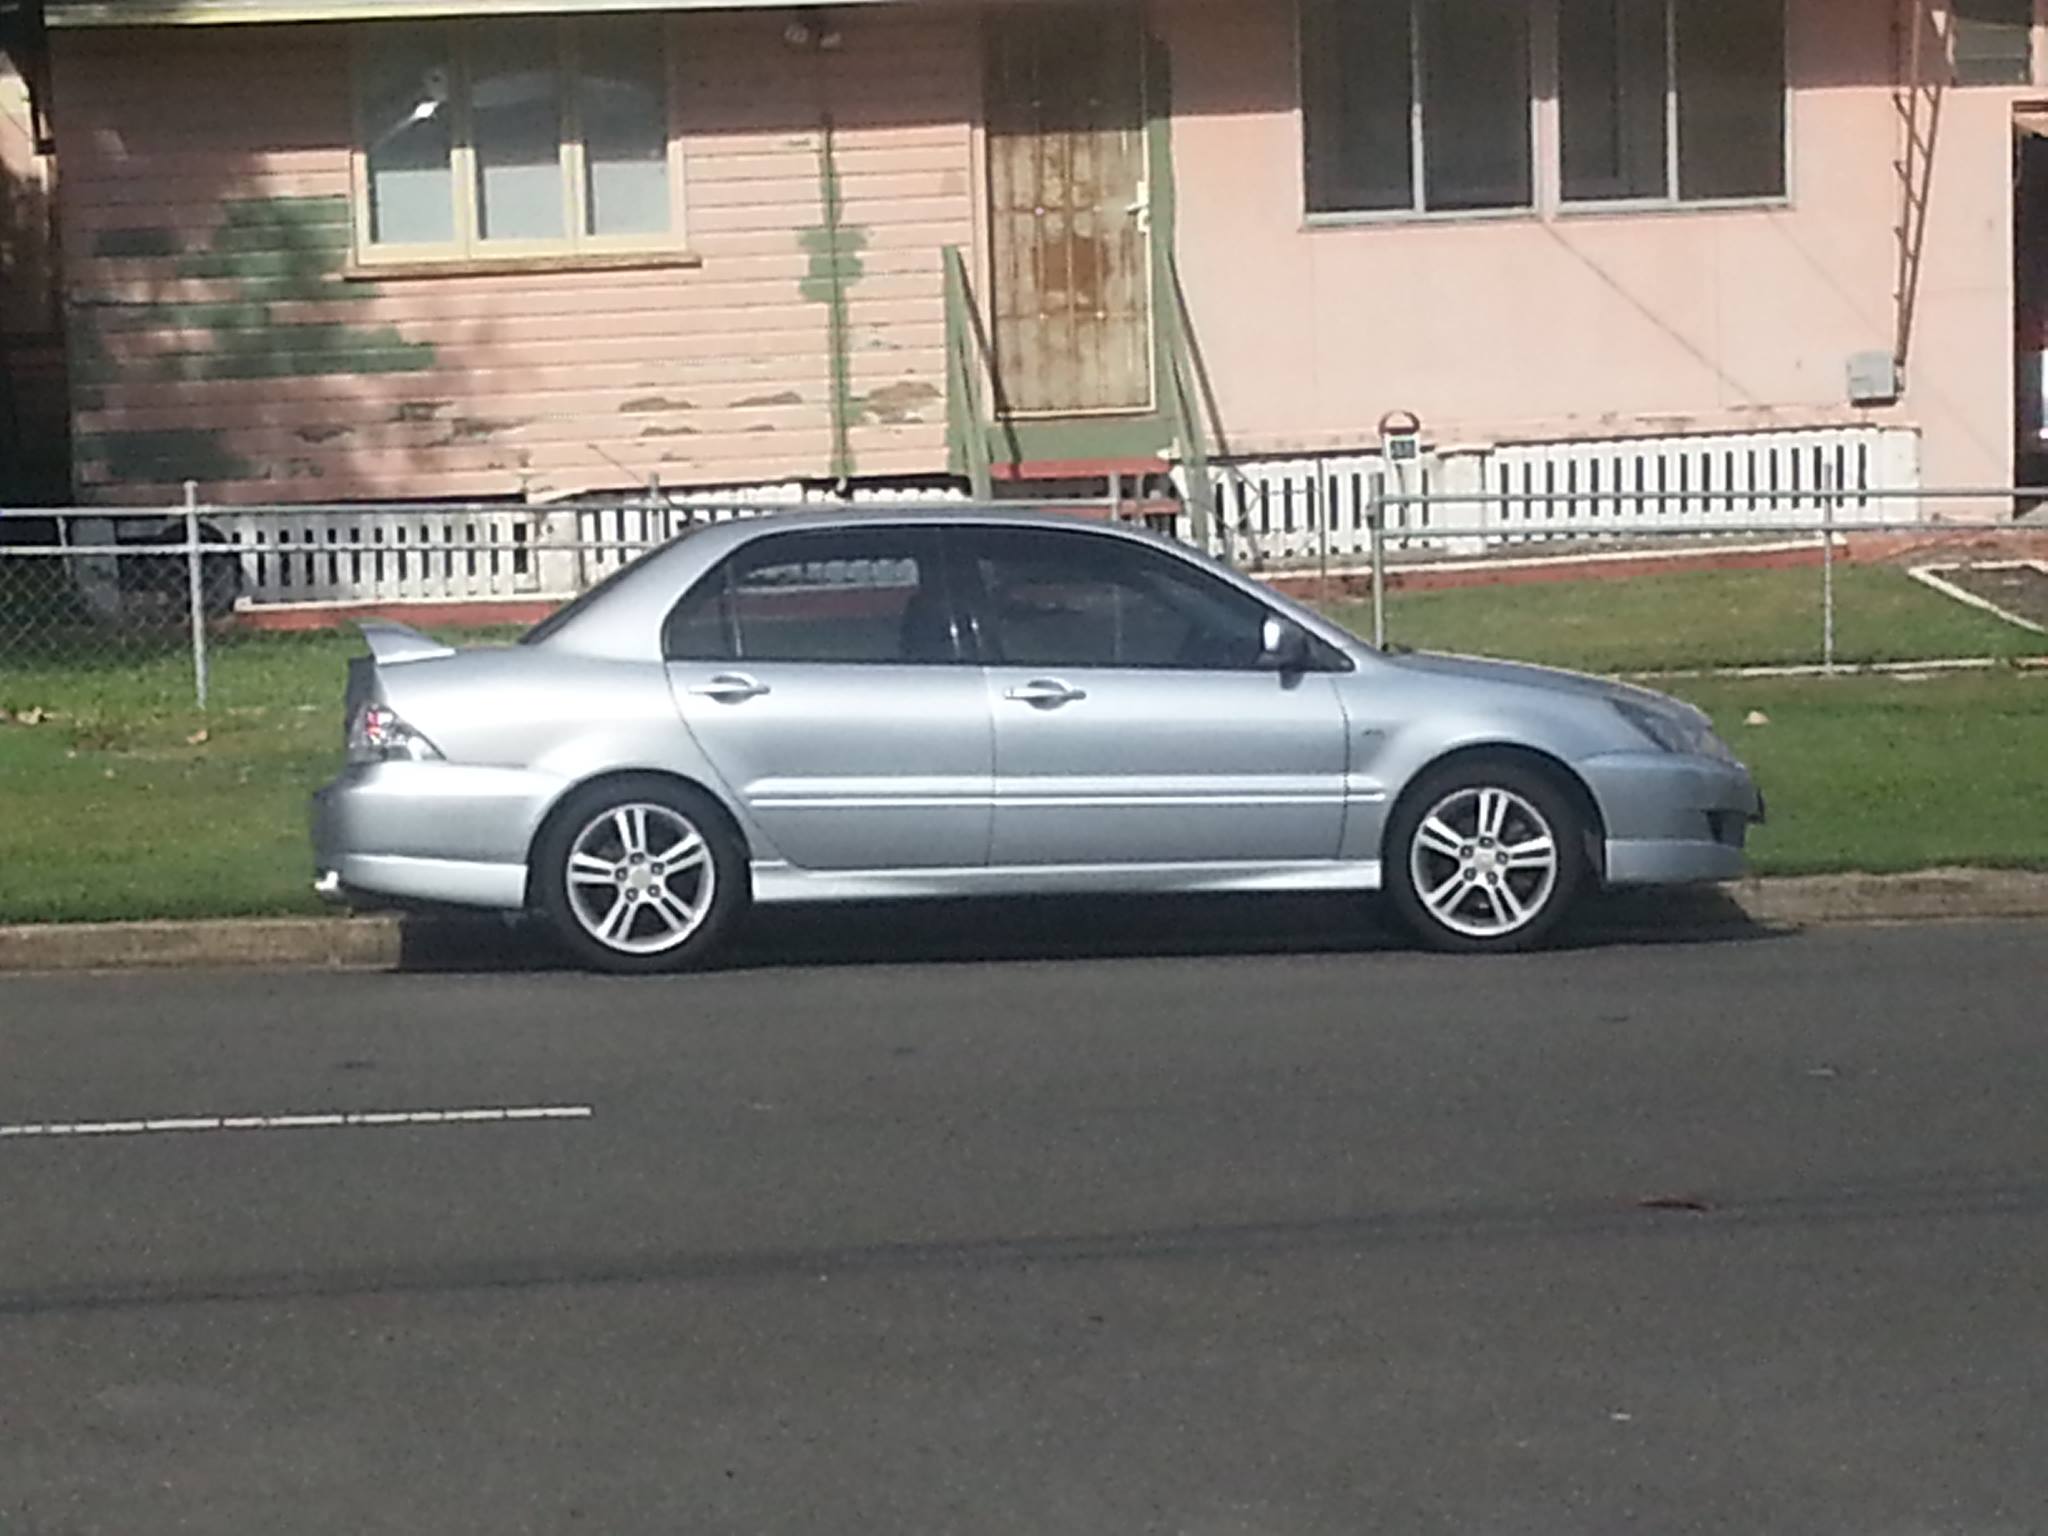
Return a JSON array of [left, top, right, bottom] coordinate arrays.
[[1386, 757, 1588, 953], [534, 776, 744, 973]]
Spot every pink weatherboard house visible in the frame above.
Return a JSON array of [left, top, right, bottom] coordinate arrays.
[[5, 0, 2047, 539]]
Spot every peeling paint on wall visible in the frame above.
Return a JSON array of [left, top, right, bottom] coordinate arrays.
[[91, 226, 180, 259], [861, 379, 940, 426], [72, 196, 436, 486], [74, 427, 249, 484], [796, 117, 868, 483], [433, 416, 528, 446]]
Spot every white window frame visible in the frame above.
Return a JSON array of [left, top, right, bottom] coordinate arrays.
[[1299, 0, 1541, 224], [1556, 0, 1791, 213], [349, 16, 689, 270]]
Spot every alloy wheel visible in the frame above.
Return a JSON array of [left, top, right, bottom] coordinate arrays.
[[564, 802, 717, 955], [1406, 785, 1561, 941]]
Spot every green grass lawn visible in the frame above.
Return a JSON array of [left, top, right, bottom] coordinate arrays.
[[1322, 564, 2048, 673], [1668, 671, 2048, 876], [2, 633, 373, 924], [2, 567, 2045, 923]]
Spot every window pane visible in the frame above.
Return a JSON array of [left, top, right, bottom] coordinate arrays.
[[1302, 0, 1414, 214], [1952, 0, 2033, 86], [472, 21, 566, 242], [1420, 0, 1532, 210], [579, 18, 672, 238], [1675, 0, 1785, 200], [361, 26, 455, 245], [715, 532, 951, 665], [970, 530, 1269, 670], [662, 571, 736, 661], [1560, 0, 1669, 201]]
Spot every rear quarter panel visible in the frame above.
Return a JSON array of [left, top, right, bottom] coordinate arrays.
[[372, 649, 775, 864]]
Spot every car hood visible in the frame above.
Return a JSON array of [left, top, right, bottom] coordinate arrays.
[[1379, 650, 1699, 718]]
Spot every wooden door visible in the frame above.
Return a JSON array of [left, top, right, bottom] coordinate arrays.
[[985, 3, 1152, 415]]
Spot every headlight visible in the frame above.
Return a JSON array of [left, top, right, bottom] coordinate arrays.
[[1612, 698, 1734, 762], [346, 702, 443, 764]]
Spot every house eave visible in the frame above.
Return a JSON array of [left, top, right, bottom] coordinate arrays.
[[47, 0, 911, 27]]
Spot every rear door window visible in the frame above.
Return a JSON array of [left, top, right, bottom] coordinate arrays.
[[663, 527, 960, 664]]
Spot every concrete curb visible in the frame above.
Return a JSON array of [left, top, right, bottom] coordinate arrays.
[[1584, 868, 2048, 936], [0, 916, 404, 974], [3, 868, 2046, 973]]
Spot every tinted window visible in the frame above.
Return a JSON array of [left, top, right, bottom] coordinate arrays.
[[1302, 0, 1532, 216], [964, 529, 1271, 670], [663, 528, 958, 664]]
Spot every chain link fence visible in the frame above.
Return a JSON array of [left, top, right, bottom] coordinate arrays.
[[1347, 485, 2048, 675], [4, 486, 2048, 731]]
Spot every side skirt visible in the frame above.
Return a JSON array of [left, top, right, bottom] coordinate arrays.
[[749, 859, 1383, 904]]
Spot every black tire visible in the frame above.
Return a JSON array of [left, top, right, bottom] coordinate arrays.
[[532, 774, 747, 974], [1384, 755, 1589, 954]]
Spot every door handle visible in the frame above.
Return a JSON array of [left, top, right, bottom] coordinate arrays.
[[687, 673, 770, 703], [1004, 679, 1087, 708]]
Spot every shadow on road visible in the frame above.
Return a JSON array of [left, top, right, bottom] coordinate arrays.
[[393, 886, 1785, 976]]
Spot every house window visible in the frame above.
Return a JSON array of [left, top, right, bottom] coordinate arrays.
[[1302, 0, 1534, 216], [1950, 0, 2034, 86], [354, 16, 678, 261], [1559, 0, 1786, 204]]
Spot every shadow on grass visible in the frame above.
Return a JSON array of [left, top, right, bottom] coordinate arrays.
[[392, 888, 1786, 977]]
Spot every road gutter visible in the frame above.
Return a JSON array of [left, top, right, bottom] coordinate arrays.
[[4, 869, 2047, 974]]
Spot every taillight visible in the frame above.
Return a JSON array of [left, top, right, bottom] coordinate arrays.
[[346, 702, 443, 764]]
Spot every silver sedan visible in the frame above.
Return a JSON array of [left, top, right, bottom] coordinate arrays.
[[312, 510, 1762, 971]]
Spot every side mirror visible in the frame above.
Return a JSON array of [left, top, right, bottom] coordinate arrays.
[[1260, 616, 1312, 674]]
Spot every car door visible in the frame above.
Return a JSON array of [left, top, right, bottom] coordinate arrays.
[[956, 524, 1352, 867], [662, 524, 992, 871]]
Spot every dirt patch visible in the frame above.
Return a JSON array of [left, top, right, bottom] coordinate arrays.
[[1938, 562, 2048, 629]]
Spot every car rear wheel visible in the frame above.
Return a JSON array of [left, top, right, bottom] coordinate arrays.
[[534, 777, 744, 973], [1385, 757, 1588, 953]]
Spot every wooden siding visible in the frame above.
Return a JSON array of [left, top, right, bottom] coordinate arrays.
[[53, 8, 977, 504]]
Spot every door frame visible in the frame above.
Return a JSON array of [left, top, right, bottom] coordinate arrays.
[[979, 0, 1158, 421]]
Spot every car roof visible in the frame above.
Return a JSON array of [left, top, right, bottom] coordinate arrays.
[[684, 502, 1177, 539]]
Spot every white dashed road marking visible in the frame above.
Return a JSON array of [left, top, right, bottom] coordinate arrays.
[[0, 1105, 594, 1139]]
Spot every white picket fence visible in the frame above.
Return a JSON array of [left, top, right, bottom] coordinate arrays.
[[1181, 424, 1922, 564], [54, 427, 1924, 610], [139, 481, 966, 609]]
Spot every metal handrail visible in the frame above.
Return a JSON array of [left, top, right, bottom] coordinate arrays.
[[940, 246, 995, 501]]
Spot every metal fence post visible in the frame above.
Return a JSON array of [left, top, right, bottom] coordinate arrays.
[[1368, 482, 1388, 650], [184, 481, 211, 710], [1820, 466, 1838, 675], [1316, 473, 1330, 606]]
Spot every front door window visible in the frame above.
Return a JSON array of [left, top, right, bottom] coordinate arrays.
[[966, 526, 1276, 672]]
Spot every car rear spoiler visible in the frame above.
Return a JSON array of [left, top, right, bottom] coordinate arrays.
[[358, 619, 456, 665]]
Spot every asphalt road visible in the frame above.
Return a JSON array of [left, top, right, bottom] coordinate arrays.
[[3, 910, 2045, 1534]]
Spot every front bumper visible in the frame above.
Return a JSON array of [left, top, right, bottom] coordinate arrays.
[[311, 760, 559, 912], [1580, 751, 1764, 887]]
